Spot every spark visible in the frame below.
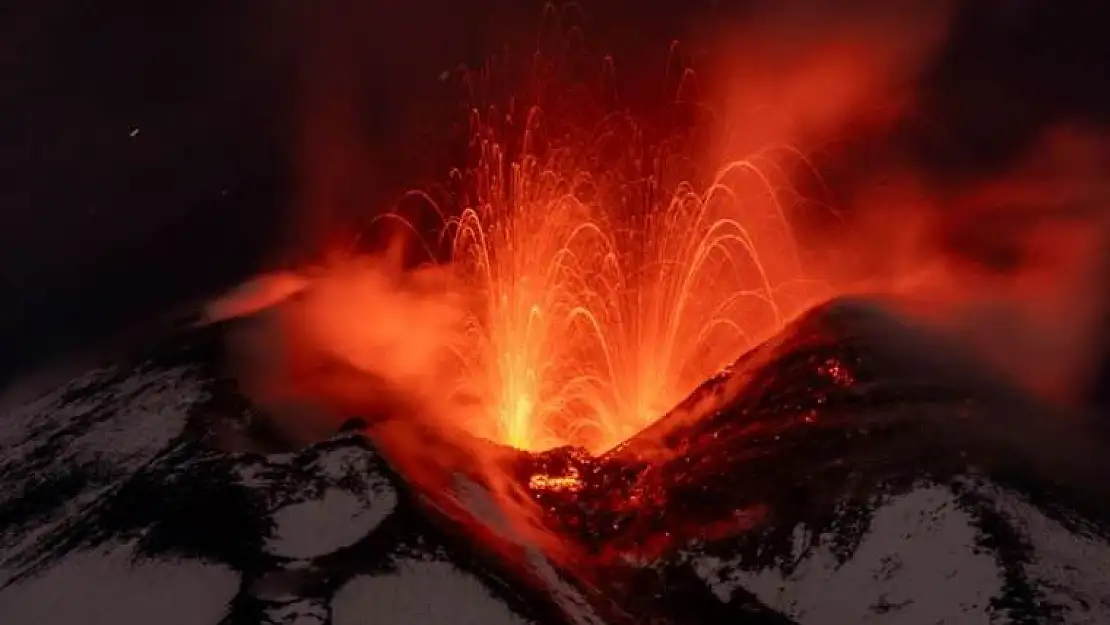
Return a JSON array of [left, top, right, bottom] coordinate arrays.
[[529, 469, 584, 493]]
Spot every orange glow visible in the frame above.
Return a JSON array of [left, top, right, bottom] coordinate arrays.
[[213, 2, 1109, 462], [393, 113, 834, 453], [351, 1, 959, 454], [212, 3, 960, 455], [528, 469, 584, 493]]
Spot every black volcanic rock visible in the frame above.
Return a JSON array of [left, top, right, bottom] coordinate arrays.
[[2, 297, 1109, 625]]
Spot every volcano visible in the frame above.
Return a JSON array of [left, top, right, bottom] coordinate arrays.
[[2, 296, 1109, 625]]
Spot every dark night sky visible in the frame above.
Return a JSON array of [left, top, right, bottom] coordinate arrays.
[[2, 0, 1108, 406]]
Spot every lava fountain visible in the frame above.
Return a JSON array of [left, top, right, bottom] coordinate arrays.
[[202, 37, 840, 612], [382, 80, 831, 455]]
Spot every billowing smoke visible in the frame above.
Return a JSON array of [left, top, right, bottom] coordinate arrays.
[[884, 128, 1110, 409], [685, 0, 1109, 412], [206, 251, 470, 445], [696, 0, 955, 158]]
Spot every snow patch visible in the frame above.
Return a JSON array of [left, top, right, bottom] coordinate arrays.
[[452, 475, 520, 543], [0, 364, 204, 470], [313, 444, 381, 481], [523, 548, 609, 625], [249, 562, 320, 602], [0, 365, 209, 567], [982, 484, 1110, 624], [449, 476, 607, 625], [265, 487, 397, 558], [332, 560, 532, 625], [0, 543, 239, 625], [689, 485, 1004, 625]]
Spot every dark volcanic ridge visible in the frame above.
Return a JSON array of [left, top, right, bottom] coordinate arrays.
[[4, 296, 1109, 625]]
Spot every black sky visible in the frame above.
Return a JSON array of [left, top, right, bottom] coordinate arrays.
[[2, 0, 1108, 404]]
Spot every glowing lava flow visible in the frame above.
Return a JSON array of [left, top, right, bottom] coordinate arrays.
[[404, 108, 830, 454]]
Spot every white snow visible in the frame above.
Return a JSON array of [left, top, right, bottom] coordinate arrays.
[[0, 365, 209, 570], [67, 367, 203, 460], [332, 560, 531, 625], [0, 543, 239, 625], [265, 487, 397, 559], [980, 483, 1110, 625], [0, 364, 205, 471], [448, 475, 608, 625], [452, 476, 520, 543], [689, 485, 1005, 625], [314, 445, 383, 481], [249, 561, 319, 602]]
